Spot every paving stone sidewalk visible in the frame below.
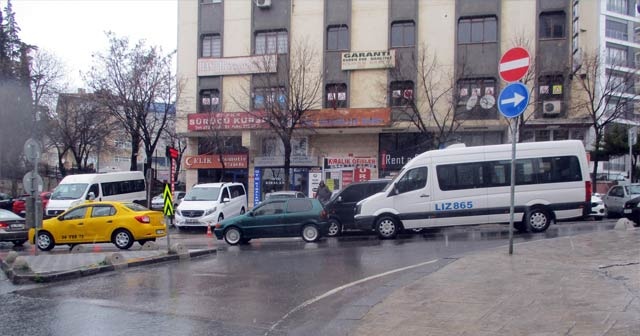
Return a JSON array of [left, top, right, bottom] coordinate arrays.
[[354, 229, 639, 336]]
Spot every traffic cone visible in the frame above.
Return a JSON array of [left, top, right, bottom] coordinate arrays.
[[206, 222, 213, 237]]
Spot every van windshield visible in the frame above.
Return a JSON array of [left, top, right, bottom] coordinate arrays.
[[185, 187, 221, 201], [51, 183, 88, 200]]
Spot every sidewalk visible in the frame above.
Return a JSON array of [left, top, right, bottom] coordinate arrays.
[[354, 228, 639, 336]]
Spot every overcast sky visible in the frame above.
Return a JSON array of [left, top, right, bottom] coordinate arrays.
[[11, 0, 178, 90]]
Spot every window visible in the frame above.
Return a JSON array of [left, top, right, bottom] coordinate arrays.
[[395, 167, 428, 194], [607, 0, 629, 14], [255, 30, 288, 55], [606, 19, 628, 40], [390, 21, 415, 47], [62, 207, 88, 220], [456, 78, 497, 119], [87, 184, 99, 200], [607, 73, 627, 93], [539, 12, 566, 39], [538, 75, 564, 100], [254, 200, 286, 216], [606, 46, 628, 66], [114, 140, 130, 149], [221, 188, 230, 200], [437, 163, 484, 191], [253, 87, 286, 109], [114, 156, 130, 163], [390, 81, 414, 107], [200, 89, 220, 113], [91, 206, 116, 218], [102, 179, 145, 197], [201, 34, 221, 58], [230, 185, 245, 198], [457, 17, 497, 44], [327, 25, 349, 51], [340, 184, 368, 203], [325, 83, 347, 108], [286, 199, 313, 213]]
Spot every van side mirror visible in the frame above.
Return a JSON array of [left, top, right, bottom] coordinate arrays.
[[87, 192, 96, 201], [222, 197, 230, 203], [337, 196, 343, 202]]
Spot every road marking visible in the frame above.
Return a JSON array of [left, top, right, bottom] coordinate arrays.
[[264, 258, 440, 335]]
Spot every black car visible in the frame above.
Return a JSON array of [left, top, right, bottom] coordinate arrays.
[[0, 192, 13, 211], [324, 179, 389, 236], [621, 196, 640, 226]]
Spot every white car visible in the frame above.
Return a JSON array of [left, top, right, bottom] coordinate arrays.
[[590, 194, 604, 220], [175, 182, 247, 230], [151, 191, 186, 210]]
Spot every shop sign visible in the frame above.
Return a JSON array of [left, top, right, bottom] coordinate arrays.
[[184, 154, 248, 169], [341, 50, 395, 70], [324, 156, 378, 170], [303, 108, 390, 128], [253, 169, 262, 206], [187, 112, 268, 131], [198, 55, 277, 76], [353, 168, 371, 182], [254, 156, 318, 167], [308, 169, 322, 197]]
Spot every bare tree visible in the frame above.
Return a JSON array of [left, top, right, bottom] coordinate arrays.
[[388, 45, 463, 149], [573, 49, 640, 188], [508, 34, 540, 142], [29, 48, 68, 114], [234, 40, 323, 190], [86, 32, 179, 174], [162, 114, 187, 184]]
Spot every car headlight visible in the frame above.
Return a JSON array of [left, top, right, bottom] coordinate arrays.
[[204, 207, 217, 216]]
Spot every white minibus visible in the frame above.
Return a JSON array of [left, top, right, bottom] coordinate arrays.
[[354, 140, 591, 239], [45, 171, 146, 217]]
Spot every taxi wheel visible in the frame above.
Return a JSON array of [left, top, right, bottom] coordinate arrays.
[[36, 231, 55, 251], [112, 229, 134, 250]]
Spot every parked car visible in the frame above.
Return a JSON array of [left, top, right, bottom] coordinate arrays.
[[621, 197, 640, 226], [12, 191, 51, 217], [29, 201, 166, 251], [0, 208, 29, 246], [324, 179, 390, 237], [0, 192, 13, 211], [151, 191, 186, 210], [590, 194, 605, 220], [214, 198, 329, 245], [175, 182, 247, 230], [264, 191, 306, 200], [602, 184, 640, 218]]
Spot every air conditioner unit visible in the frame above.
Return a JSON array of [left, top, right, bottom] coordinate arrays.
[[255, 0, 271, 8], [542, 100, 562, 116]]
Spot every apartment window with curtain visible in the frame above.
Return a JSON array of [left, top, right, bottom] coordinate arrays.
[[456, 78, 497, 119], [255, 30, 288, 55], [325, 83, 347, 108], [253, 87, 286, 110], [606, 46, 628, 66], [606, 19, 628, 40], [201, 34, 221, 58], [607, 0, 629, 14], [390, 21, 415, 47], [390, 81, 414, 107], [457, 16, 497, 44], [327, 25, 349, 51], [539, 12, 566, 39], [200, 89, 220, 113]]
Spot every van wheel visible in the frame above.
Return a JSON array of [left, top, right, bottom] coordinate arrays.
[[525, 207, 552, 233], [327, 218, 341, 237], [376, 216, 399, 239], [112, 229, 134, 250]]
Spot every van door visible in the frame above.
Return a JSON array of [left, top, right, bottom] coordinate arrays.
[[390, 166, 432, 230]]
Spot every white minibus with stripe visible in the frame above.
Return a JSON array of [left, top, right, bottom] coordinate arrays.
[[45, 171, 146, 217], [354, 140, 591, 239]]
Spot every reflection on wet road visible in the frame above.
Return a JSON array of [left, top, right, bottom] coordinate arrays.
[[0, 220, 616, 336]]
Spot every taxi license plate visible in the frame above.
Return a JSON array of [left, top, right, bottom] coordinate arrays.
[[624, 209, 632, 214], [10, 224, 24, 229], [156, 229, 165, 234], [186, 219, 199, 224]]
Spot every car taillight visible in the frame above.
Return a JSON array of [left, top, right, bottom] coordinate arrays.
[[135, 215, 150, 223], [320, 210, 327, 220], [585, 181, 592, 203]]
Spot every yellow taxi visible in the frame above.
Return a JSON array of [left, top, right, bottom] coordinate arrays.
[[29, 201, 166, 251]]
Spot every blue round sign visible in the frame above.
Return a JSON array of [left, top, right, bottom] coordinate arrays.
[[498, 83, 530, 118]]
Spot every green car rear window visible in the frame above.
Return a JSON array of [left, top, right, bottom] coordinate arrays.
[[286, 199, 313, 213]]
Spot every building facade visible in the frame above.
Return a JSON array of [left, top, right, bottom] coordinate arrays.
[[176, 0, 639, 206]]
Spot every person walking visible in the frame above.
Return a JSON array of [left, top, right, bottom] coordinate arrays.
[[315, 180, 331, 205]]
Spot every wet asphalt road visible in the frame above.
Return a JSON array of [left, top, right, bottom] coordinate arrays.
[[0, 220, 616, 336]]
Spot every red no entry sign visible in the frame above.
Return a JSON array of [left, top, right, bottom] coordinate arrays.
[[499, 47, 530, 82]]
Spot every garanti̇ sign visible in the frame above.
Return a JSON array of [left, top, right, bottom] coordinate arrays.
[[341, 50, 395, 70]]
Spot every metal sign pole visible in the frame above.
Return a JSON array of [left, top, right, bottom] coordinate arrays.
[[508, 120, 517, 255]]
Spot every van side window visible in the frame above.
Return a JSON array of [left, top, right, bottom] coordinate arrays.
[[87, 184, 99, 199], [230, 185, 245, 198], [221, 188, 230, 200], [437, 163, 483, 191], [396, 167, 428, 194]]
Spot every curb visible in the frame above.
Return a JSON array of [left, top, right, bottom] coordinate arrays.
[[0, 248, 217, 285]]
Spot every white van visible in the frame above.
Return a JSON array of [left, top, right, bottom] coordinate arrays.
[[175, 182, 247, 230], [354, 140, 591, 239], [46, 171, 146, 217]]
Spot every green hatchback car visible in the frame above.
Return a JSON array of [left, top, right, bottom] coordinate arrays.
[[214, 198, 329, 245]]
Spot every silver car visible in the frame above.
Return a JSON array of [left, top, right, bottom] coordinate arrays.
[[602, 184, 640, 218], [0, 208, 29, 246]]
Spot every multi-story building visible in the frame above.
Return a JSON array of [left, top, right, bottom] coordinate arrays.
[[176, 0, 639, 206]]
